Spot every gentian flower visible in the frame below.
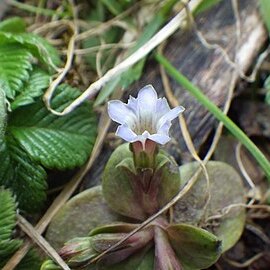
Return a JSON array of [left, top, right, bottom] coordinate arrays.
[[108, 85, 184, 148]]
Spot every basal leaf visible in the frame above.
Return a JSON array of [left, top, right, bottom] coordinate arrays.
[[167, 224, 222, 269], [11, 67, 51, 110], [0, 17, 26, 33], [9, 84, 97, 170], [0, 137, 47, 212], [0, 44, 33, 99], [0, 31, 61, 71]]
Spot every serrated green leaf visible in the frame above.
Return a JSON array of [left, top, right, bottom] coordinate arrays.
[[9, 84, 97, 170], [0, 44, 33, 99], [0, 137, 47, 212], [0, 188, 21, 268], [11, 67, 51, 110], [0, 238, 22, 258], [0, 188, 17, 241], [259, 0, 270, 34], [0, 32, 61, 71], [0, 17, 26, 33], [0, 190, 42, 268]]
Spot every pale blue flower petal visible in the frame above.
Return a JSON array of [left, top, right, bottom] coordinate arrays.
[[108, 100, 136, 126], [148, 134, 171, 145], [156, 97, 171, 118], [157, 121, 171, 136], [137, 85, 158, 115], [116, 124, 137, 142], [107, 85, 185, 146], [127, 96, 138, 112], [157, 106, 185, 129]]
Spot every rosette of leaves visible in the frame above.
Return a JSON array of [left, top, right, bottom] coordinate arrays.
[[0, 188, 41, 269], [0, 17, 97, 212], [43, 143, 245, 269]]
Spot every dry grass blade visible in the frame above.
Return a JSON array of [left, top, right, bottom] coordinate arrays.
[[17, 215, 71, 270]]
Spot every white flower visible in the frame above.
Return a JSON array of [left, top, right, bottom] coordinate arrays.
[[108, 85, 185, 147]]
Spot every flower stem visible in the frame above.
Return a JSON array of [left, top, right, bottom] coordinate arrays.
[[155, 53, 270, 181]]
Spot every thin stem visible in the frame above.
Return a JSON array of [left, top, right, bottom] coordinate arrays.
[[155, 53, 270, 180]]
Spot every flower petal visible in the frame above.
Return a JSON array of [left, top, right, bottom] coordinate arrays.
[[116, 125, 137, 142], [157, 121, 171, 136], [127, 96, 138, 112], [108, 100, 136, 126], [137, 85, 158, 115], [157, 106, 185, 128], [156, 97, 171, 118], [148, 133, 171, 145]]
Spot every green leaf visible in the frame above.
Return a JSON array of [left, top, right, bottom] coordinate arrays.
[[259, 0, 270, 34], [0, 17, 26, 33], [193, 0, 221, 17], [101, 0, 124, 15], [0, 137, 47, 212], [167, 224, 222, 270], [102, 144, 148, 220], [0, 188, 17, 241], [0, 189, 42, 268], [102, 246, 154, 270], [0, 188, 22, 267], [11, 67, 51, 110], [0, 89, 6, 141], [46, 186, 124, 250], [174, 161, 246, 252], [9, 84, 97, 170], [0, 32, 61, 71], [119, 59, 145, 90], [0, 44, 33, 99], [102, 144, 180, 220]]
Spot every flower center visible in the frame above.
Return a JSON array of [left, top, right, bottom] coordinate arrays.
[[133, 114, 156, 135]]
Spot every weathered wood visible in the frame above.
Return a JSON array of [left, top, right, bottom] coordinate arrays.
[[84, 0, 267, 187]]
